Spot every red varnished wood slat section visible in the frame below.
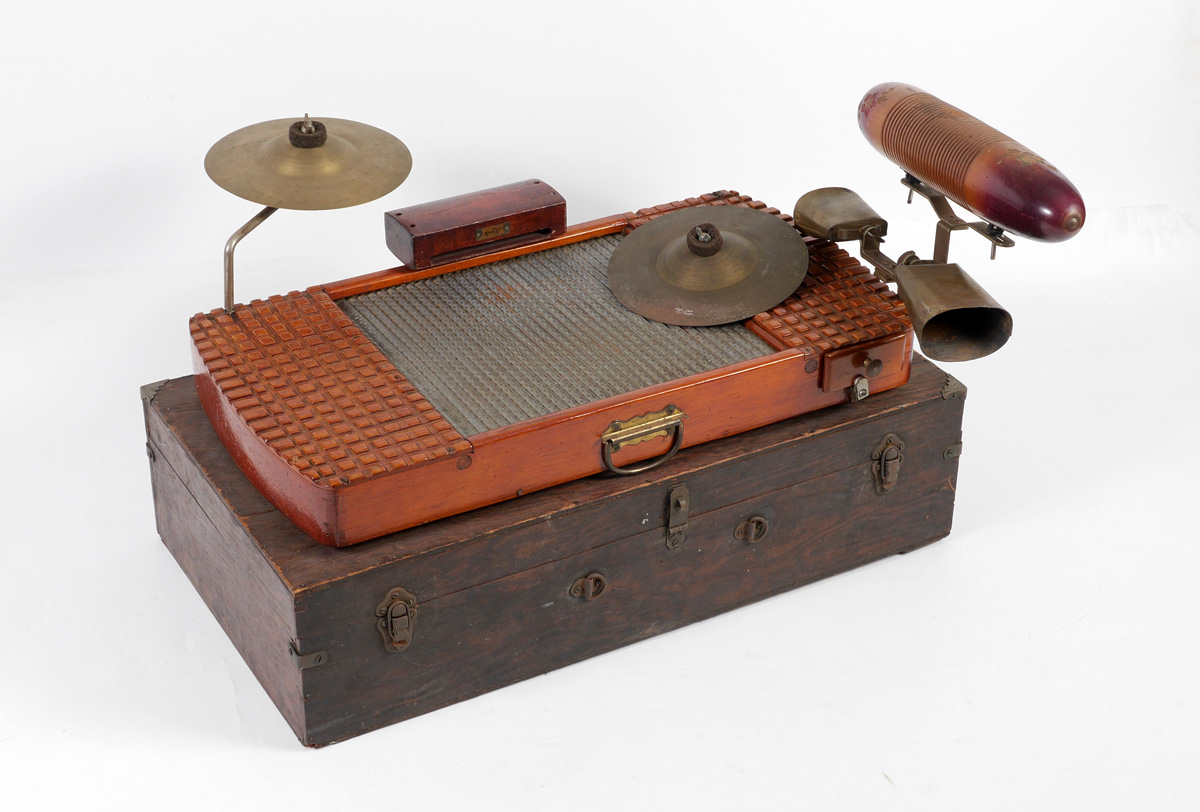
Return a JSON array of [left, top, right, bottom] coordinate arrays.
[[191, 191, 914, 546], [189, 292, 471, 486], [335, 350, 826, 544], [750, 239, 911, 352]]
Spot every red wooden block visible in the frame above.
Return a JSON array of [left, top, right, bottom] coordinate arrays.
[[384, 179, 566, 269]]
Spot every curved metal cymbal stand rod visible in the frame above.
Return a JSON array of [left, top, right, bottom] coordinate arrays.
[[224, 205, 279, 312]]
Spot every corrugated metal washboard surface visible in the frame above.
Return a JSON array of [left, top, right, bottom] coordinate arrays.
[[339, 235, 772, 437]]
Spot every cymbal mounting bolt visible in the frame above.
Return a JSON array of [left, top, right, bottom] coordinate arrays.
[[686, 222, 723, 257], [288, 116, 328, 148]]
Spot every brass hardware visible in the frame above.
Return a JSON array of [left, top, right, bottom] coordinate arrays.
[[792, 187, 889, 242], [862, 226, 1011, 363], [205, 116, 412, 313], [851, 376, 871, 402], [601, 405, 686, 475], [795, 181, 1014, 363], [376, 587, 418, 652], [139, 379, 169, 403], [475, 222, 512, 242], [289, 641, 329, 670], [943, 442, 963, 460], [866, 178, 1012, 362], [891, 262, 1012, 363], [941, 373, 967, 400], [141, 379, 170, 462], [666, 484, 690, 550], [734, 516, 769, 543], [222, 205, 278, 312], [570, 573, 607, 600], [872, 434, 905, 494], [606, 205, 808, 326], [205, 117, 412, 211], [901, 174, 1015, 263]]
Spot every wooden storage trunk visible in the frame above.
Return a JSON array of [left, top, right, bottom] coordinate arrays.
[[142, 355, 965, 747]]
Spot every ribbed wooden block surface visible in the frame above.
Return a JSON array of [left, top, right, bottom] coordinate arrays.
[[189, 292, 470, 487]]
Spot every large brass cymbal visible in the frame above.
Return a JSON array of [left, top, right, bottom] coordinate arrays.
[[204, 116, 412, 210], [607, 206, 809, 326]]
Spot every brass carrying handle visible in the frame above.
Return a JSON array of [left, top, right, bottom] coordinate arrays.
[[600, 405, 686, 475]]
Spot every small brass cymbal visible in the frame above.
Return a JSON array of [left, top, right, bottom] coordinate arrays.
[[204, 116, 412, 210], [607, 206, 809, 326]]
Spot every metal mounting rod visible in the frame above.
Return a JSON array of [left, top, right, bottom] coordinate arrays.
[[223, 205, 278, 312], [859, 225, 899, 282], [901, 175, 1013, 263]]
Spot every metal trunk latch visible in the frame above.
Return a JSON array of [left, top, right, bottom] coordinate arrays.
[[376, 587, 417, 652], [872, 433, 905, 494], [666, 483, 690, 549]]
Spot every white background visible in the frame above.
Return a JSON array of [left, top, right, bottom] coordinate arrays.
[[3, 1, 1198, 809]]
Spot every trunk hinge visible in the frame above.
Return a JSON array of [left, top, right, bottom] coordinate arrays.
[[289, 641, 328, 670]]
